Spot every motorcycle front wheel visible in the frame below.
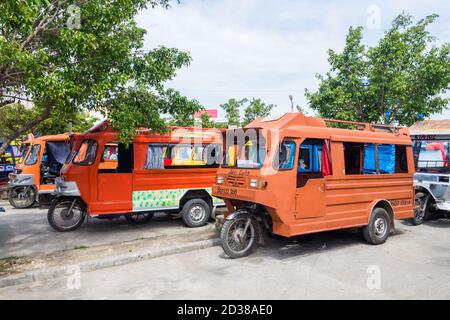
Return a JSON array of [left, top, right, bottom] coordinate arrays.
[[221, 215, 258, 259], [8, 186, 37, 209], [48, 198, 86, 232]]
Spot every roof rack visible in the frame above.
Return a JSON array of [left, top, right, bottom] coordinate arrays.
[[323, 118, 404, 134]]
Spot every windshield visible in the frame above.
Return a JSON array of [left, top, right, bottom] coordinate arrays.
[[73, 140, 98, 166], [224, 130, 266, 169], [414, 140, 450, 172], [25, 144, 41, 165], [18, 144, 30, 164]]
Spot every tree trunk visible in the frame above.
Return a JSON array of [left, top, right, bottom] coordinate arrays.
[[0, 106, 51, 154]]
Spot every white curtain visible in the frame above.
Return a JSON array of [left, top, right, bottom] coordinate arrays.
[[145, 145, 165, 169]]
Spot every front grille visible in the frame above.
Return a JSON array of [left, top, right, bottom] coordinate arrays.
[[227, 174, 245, 187]]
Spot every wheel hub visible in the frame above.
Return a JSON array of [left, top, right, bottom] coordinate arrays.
[[374, 217, 387, 237], [189, 205, 205, 222], [60, 208, 74, 221], [232, 228, 245, 243]]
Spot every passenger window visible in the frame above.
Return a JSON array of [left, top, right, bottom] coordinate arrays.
[[145, 144, 221, 169], [298, 140, 323, 173], [344, 142, 363, 174], [297, 139, 330, 188], [396, 145, 408, 173], [274, 141, 296, 170], [102, 145, 118, 161], [98, 144, 119, 172], [145, 144, 167, 169], [298, 146, 312, 172], [345, 143, 406, 175]]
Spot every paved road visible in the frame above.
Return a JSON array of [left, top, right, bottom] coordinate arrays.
[[0, 201, 223, 258], [1, 218, 449, 299]]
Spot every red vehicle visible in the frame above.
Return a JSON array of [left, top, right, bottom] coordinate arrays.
[[48, 121, 225, 231]]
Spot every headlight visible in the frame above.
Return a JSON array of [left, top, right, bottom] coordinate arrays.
[[216, 175, 224, 184], [8, 173, 17, 180], [249, 178, 258, 188]]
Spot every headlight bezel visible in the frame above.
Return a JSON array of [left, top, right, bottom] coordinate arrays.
[[249, 178, 259, 188]]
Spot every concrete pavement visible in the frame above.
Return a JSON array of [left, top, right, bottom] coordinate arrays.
[[1, 218, 449, 299], [0, 201, 224, 258]]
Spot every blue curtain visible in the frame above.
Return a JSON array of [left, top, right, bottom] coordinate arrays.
[[364, 144, 395, 174]]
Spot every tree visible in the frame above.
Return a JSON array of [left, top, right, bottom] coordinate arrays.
[[164, 92, 203, 127], [220, 98, 247, 127], [198, 112, 215, 128], [242, 98, 274, 126], [35, 110, 97, 135], [0, 0, 200, 152], [0, 103, 97, 139], [305, 13, 450, 126]]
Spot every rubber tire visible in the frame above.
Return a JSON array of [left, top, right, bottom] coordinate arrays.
[[221, 216, 258, 259], [8, 186, 37, 209], [181, 198, 211, 228], [362, 207, 391, 245], [125, 213, 154, 224], [47, 198, 86, 232], [412, 194, 430, 226]]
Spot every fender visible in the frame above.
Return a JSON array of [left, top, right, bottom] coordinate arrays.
[[414, 185, 437, 202], [367, 199, 395, 227], [225, 208, 265, 244], [8, 174, 34, 187], [54, 177, 81, 197], [225, 209, 251, 220]]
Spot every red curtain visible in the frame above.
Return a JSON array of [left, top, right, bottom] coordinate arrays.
[[322, 140, 332, 176]]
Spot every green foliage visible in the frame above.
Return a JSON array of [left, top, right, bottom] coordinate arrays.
[[305, 13, 450, 126], [198, 112, 215, 128], [220, 98, 247, 127], [37, 110, 97, 135], [0, 0, 199, 151], [164, 91, 204, 127], [242, 98, 275, 126], [0, 103, 97, 138]]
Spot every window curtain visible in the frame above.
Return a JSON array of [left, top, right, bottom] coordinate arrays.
[[321, 140, 332, 176], [364, 144, 395, 174], [145, 145, 165, 169]]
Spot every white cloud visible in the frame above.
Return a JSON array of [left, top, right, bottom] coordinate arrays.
[[136, 0, 449, 119]]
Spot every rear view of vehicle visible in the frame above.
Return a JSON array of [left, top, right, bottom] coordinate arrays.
[[8, 134, 70, 208], [410, 120, 450, 225]]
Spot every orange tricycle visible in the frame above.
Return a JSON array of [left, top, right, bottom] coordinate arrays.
[[213, 113, 415, 258]]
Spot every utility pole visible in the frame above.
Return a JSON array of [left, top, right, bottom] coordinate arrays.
[[289, 95, 294, 112]]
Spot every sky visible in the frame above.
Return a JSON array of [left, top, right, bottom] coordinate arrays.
[[135, 0, 450, 120]]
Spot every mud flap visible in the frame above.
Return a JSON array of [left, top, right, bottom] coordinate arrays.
[[256, 219, 265, 245]]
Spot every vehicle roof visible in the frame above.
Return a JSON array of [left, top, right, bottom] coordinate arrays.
[[25, 134, 70, 144], [410, 119, 450, 135], [79, 120, 224, 144], [245, 113, 412, 145]]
